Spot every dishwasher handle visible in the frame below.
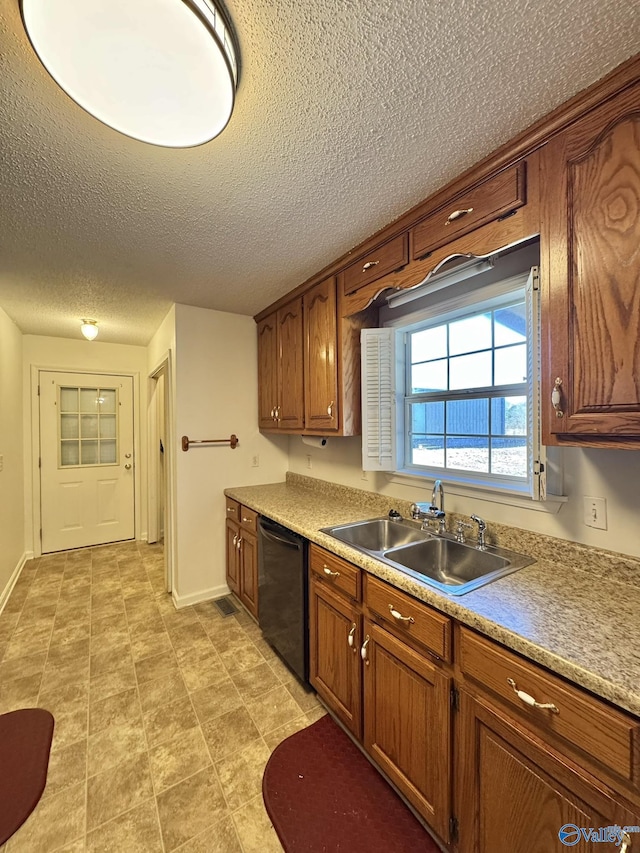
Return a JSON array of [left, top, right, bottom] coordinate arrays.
[[258, 520, 301, 549]]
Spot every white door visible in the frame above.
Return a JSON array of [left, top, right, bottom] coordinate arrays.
[[40, 371, 135, 553]]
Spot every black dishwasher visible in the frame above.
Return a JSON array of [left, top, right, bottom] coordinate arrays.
[[258, 517, 309, 685]]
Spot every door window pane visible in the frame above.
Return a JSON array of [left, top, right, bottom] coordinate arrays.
[[58, 384, 119, 467], [61, 441, 79, 466], [81, 440, 99, 465], [100, 440, 117, 464], [99, 389, 117, 413], [60, 387, 78, 413], [81, 414, 99, 438], [80, 388, 99, 412], [60, 414, 79, 439]]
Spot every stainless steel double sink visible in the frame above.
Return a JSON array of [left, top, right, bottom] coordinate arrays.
[[320, 517, 534, 596]]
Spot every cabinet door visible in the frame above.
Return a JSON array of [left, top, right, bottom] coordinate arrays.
[[456, 690, 638, 853], [277, 298, 305, 429], [542, 82, 640, 442], [239, 529, 258, 619], [309, 577, 362, 739], [363, 619, 451, 841], [257, 313, 278, 430], [304, 277, 339, 431], [225, 518, 240, 595]]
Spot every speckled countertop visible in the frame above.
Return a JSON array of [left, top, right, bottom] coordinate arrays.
[[225, 474, 640, 718]]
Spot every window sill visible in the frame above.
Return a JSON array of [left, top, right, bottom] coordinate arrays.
[[387, 471, 568, 514]]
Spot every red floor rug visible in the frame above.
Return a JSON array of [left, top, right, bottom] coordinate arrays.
[[263, 714, 442, 852], [0, 708, 55, 846]]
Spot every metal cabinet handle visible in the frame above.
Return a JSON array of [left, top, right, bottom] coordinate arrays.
[[242, 516, 251, 523], [323, 565, 340, 578], [274, 405, 281, 422], [446, 207, 473, 224], [124, 463, 132, 470], [388, 604, 415, 624], [362, 260, 380, 273], [227, 507, 236, 513], [507, 678, 559, 714], [270, 407, 275, 418], [361, 635, 370, 664], [348, 623, 356, 649], [620, 831, 632, 853], [552, 377, 564, 418], [327, 400, 334, 418], [236, 536, 242, 551], [232, 534, 238, 547]]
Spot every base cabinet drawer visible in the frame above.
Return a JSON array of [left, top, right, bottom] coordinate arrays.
[[456, 689, 640, 853], [459, 627, 640, 791], [309, 544, 361, 601], [365, 574, 451, 662]]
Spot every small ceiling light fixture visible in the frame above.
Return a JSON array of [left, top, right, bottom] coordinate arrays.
[[81, 319, 99, 341], [20, 0, 239, 147]]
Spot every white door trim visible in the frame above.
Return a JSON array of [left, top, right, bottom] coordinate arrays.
[[29, 364, 143, 557], [148, 351, 176, 595]]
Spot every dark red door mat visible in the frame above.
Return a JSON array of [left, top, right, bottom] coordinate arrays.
[[0, 708, 54, 846], [263, 714, 442, 852]]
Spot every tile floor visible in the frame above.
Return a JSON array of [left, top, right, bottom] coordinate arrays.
[[0, 541, 325, 852]]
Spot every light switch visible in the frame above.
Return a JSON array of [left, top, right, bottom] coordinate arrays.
[[584, 496, 607, 530]]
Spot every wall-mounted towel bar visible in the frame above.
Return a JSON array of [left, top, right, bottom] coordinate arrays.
[[181, 434, 239, 451]]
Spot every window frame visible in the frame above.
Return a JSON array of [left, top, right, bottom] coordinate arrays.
[[389, 268, 544, 499]]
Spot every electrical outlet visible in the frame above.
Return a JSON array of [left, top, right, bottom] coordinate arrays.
[[584, 496, 607, 530], [251, 454, 260, 468], [306, 454, 312, 469]]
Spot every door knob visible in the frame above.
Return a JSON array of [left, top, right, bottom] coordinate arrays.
[[124, 463, 132, 470], [125, 453, 132, 458]]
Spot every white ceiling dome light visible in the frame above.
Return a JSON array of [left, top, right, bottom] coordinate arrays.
[[80, 319, 99, 341], [20, 0, 239, 148]]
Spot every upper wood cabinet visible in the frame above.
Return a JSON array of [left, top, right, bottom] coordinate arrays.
[[257, 297, 304, 431], [342, 233, 409, 297], [304, 277, 339, 431], [412, 162, 527, 260], [542, 80, 640, 445]]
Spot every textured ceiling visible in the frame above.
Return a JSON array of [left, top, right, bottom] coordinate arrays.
[[0, 0, 637, 345]]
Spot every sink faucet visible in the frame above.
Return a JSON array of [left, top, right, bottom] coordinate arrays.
[[470, 514, 487, 550], [431, 480, 446, 534], [410, 497, 446, 536]]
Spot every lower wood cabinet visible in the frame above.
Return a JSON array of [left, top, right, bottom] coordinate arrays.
[[309, 574, 362, 739], [363, 618, 452, 842], [456, 689, 640, 853], [225, 500, 258, 618], [308, 543, 640, 851]]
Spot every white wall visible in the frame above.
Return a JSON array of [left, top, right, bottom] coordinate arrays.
[[23, 335, 149, 553], [289, 437, 640, 559], [0, 307, 25, 605], [172, 304, 288, 606]]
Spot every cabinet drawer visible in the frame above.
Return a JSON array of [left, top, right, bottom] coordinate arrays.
[[364, 575, 451, 662], [309, 545, 361, 602], [225, 498, 240, 522], [343, 232, 409, 297], [239, 506, 258, 533], [412, 163, 526, 260], [459, 627, 640, 787]]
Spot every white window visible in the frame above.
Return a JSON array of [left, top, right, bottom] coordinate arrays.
[[362, 266, 548, 500]]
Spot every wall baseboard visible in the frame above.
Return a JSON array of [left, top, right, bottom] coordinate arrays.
[[0, 552, 31, 616], [172, 583, 231, 610]]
